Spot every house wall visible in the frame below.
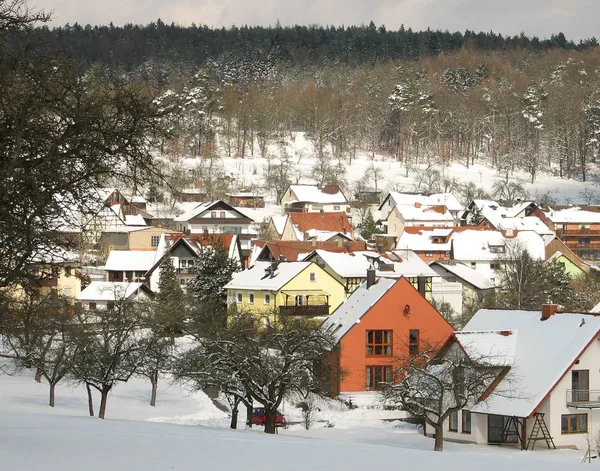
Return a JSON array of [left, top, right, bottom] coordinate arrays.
[[337, 278, 454, 393], [99, 232, 129, 251], [431, 279, 463, 316], [543, 334, 600, 449], [452, 260, 500, 283], [280, 189, 348, 214], [280, 218, 302, 241], [552, 255, 586, 278], [227, 264, 346, 323], [385, 207, 405, 238], [129, 228, 176, 250], [413, 250, 451, 263]]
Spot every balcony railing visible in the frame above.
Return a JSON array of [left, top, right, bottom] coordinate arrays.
[[566, 389, 600, 406], [177, 267, 195, 274], [556, 229, 600, 236], [279, 304, 330, 317]]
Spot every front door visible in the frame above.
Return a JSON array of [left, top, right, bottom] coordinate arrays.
[[488, 415, 504, 444]]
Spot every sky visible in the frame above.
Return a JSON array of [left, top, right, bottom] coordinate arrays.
[[36, 0, 598, 42]]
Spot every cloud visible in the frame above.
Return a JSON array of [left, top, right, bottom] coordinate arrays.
[[35, 0, 600, 41]]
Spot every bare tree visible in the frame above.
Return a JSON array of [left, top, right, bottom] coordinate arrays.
[[0, 0, 50, 31], [70, 297, 155, 419], [383, 340, 518, 451], [176, 312, 337, 434]]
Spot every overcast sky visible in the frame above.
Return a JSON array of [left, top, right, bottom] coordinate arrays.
[[36, 0, 598, 42]]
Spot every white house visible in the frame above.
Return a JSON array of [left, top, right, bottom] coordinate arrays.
[[429, 261, 497, 308], [450, 230, 546, 281], [430, 306, 600, 450], [104, 250, 158, 283], [77, 281, 153, 310], [378, 192, 463, 222], [280, 184, 349, 214]]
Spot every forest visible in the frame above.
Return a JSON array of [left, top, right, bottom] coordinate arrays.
[[20, 22, 600, 187]]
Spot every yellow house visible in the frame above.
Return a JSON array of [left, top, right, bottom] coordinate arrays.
[[225, 261, 346, 323]]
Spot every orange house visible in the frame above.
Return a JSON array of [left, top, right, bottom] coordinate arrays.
[[322, 275, 454, 393]]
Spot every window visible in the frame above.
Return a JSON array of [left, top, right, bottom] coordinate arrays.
[[180, 279, 186, 285], [581, 224, 591, 231], [579, 237, 591, 245], [107, 302, 115, 311], [309, 272, 316, 282], [490, 263, 500, 270], [248, 293, 255, 304], [449, 410, 459, 432], [65, 266, 72, 277], [220, 211, 226, 218], [561, 414, 587, 434], [88, 302, 97, 310], [409, 330, 419, 356], [236, 293, 243, 303], [489, 245, 506, 254], [462, 411, 471, 434], [366, 330, 392, 356], [295, 295, 304, 306], [187, 260, 194, 267], [222, 226, 242, 234], [151, 235, 160, 247], [366, 365, 392, 390], [180, 260, 186, 268], [425, 252, 433, 257], [264, 294, 271, 305], [572, 370, 590, 402], [333, 205, 340, 211], [470, 262, 476, 269], [211, 211, 217, 218]]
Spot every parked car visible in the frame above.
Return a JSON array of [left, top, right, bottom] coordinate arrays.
[[252, 407, 287, 427]]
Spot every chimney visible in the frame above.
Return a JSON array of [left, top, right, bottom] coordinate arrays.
[[541, 303, 558, 320], [366, 268, 376, 289], [414, 202, 422, 208]]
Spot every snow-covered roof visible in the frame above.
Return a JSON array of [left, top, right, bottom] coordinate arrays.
[[454, 331, 517, 367], [78, 281, 148, 302], [306, 230, 352, 242], [451, 230, 545, 261], [322, 278, 396, 342], [383, 192, 463, 212], [172, 201, 253, 223], [544, 207, 600, 224], [288, 185, 347, 204], [397, 229, 452, 252], [100, 226, 151, 233], [104, 250, 158, 272], [493, 217, 554, 236], [430, 262, 497, 290], [225, 261, 312, 291], [271, 216, 287, 236], [310, 249, 437, 278], [394, 204, 455, 222], [124, 214, 147, 226], [465, 309, 600, 418]]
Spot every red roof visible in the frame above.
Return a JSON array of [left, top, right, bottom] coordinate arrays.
[[289, 212, 351, 235], [165, 233, 236, 250], [257, 240, 367, 261]]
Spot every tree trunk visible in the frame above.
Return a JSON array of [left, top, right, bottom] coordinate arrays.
[[150, 379, 158, 407], [99, 385, 111, 420], [434, 426, 444, 451], [35, 368, 42, 383], [49, 382, 56, 407], [230, 396, 241, 429], [245, 398, 253, 428], [264, 407, 277, 434], [86, 382, 94, 417]]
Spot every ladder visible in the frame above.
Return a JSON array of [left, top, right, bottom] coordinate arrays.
[[528, 413, 556, 450]]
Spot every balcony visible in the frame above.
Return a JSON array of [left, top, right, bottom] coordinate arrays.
[[556, 229, 600, 236], [566, 389, 600, 407], [177, 267, 195, 274], [279, 304, 330, 317]]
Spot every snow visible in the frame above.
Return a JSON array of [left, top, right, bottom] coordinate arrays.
[[271, 215, 288, 235], [104, 250, 158, 272], [0, 369, 587, 470], [430, 262, 497, 290], [78, 281, 147, 302], [382, 192, 464, 213], [397, 229, 452, 252], [464, 309, 600, 418], [451, 230, 546, 261], [545, 206, 600, 224], [288, 184, 347, 204], [396, 204, 455, 222], [453, 331, 517, 367], [225, 261, 312, 291], [312, 249, 438, 278]]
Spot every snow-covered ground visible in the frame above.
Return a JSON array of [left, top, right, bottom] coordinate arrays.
[[0, 370, 589, 470]]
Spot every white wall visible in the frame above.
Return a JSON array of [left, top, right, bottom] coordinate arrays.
[[431, 279, 463, 316]]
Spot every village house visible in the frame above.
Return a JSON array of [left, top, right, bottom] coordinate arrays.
[[396, 227, 455, 262], [173, 200, 254, 265], [104, 250, 159, 284], [280, 184, 349, 214], [379, 192, 464, 223], [431, 305, 600, 451], [224, 260, 346, 323], [321, 274, 454, 396], [77, 281, 153, 310], [145, 233, 242, 291], [279, 211, 353, 242], [225, 192, 265, 208], [99, 226, 181, 255], [543, 206, 600, 261], [251, 240, 367, 264], [450, 229, 546, 281], [382, 203, 456, 239], [429, 261, 497, 309]]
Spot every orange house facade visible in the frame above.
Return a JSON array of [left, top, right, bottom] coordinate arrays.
[[323, 275, 454, 393]]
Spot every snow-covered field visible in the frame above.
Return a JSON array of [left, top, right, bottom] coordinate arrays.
[[0, 371, 589, 470]]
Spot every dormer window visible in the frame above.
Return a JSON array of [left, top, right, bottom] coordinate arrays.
[[489, 245, 506, 254]]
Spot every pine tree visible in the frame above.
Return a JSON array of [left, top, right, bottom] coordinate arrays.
[[359, 209, 379, 240], [154, 257, 187, 336]]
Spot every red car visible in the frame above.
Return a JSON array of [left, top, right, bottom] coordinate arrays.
[[252, 407, 287, 427]]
